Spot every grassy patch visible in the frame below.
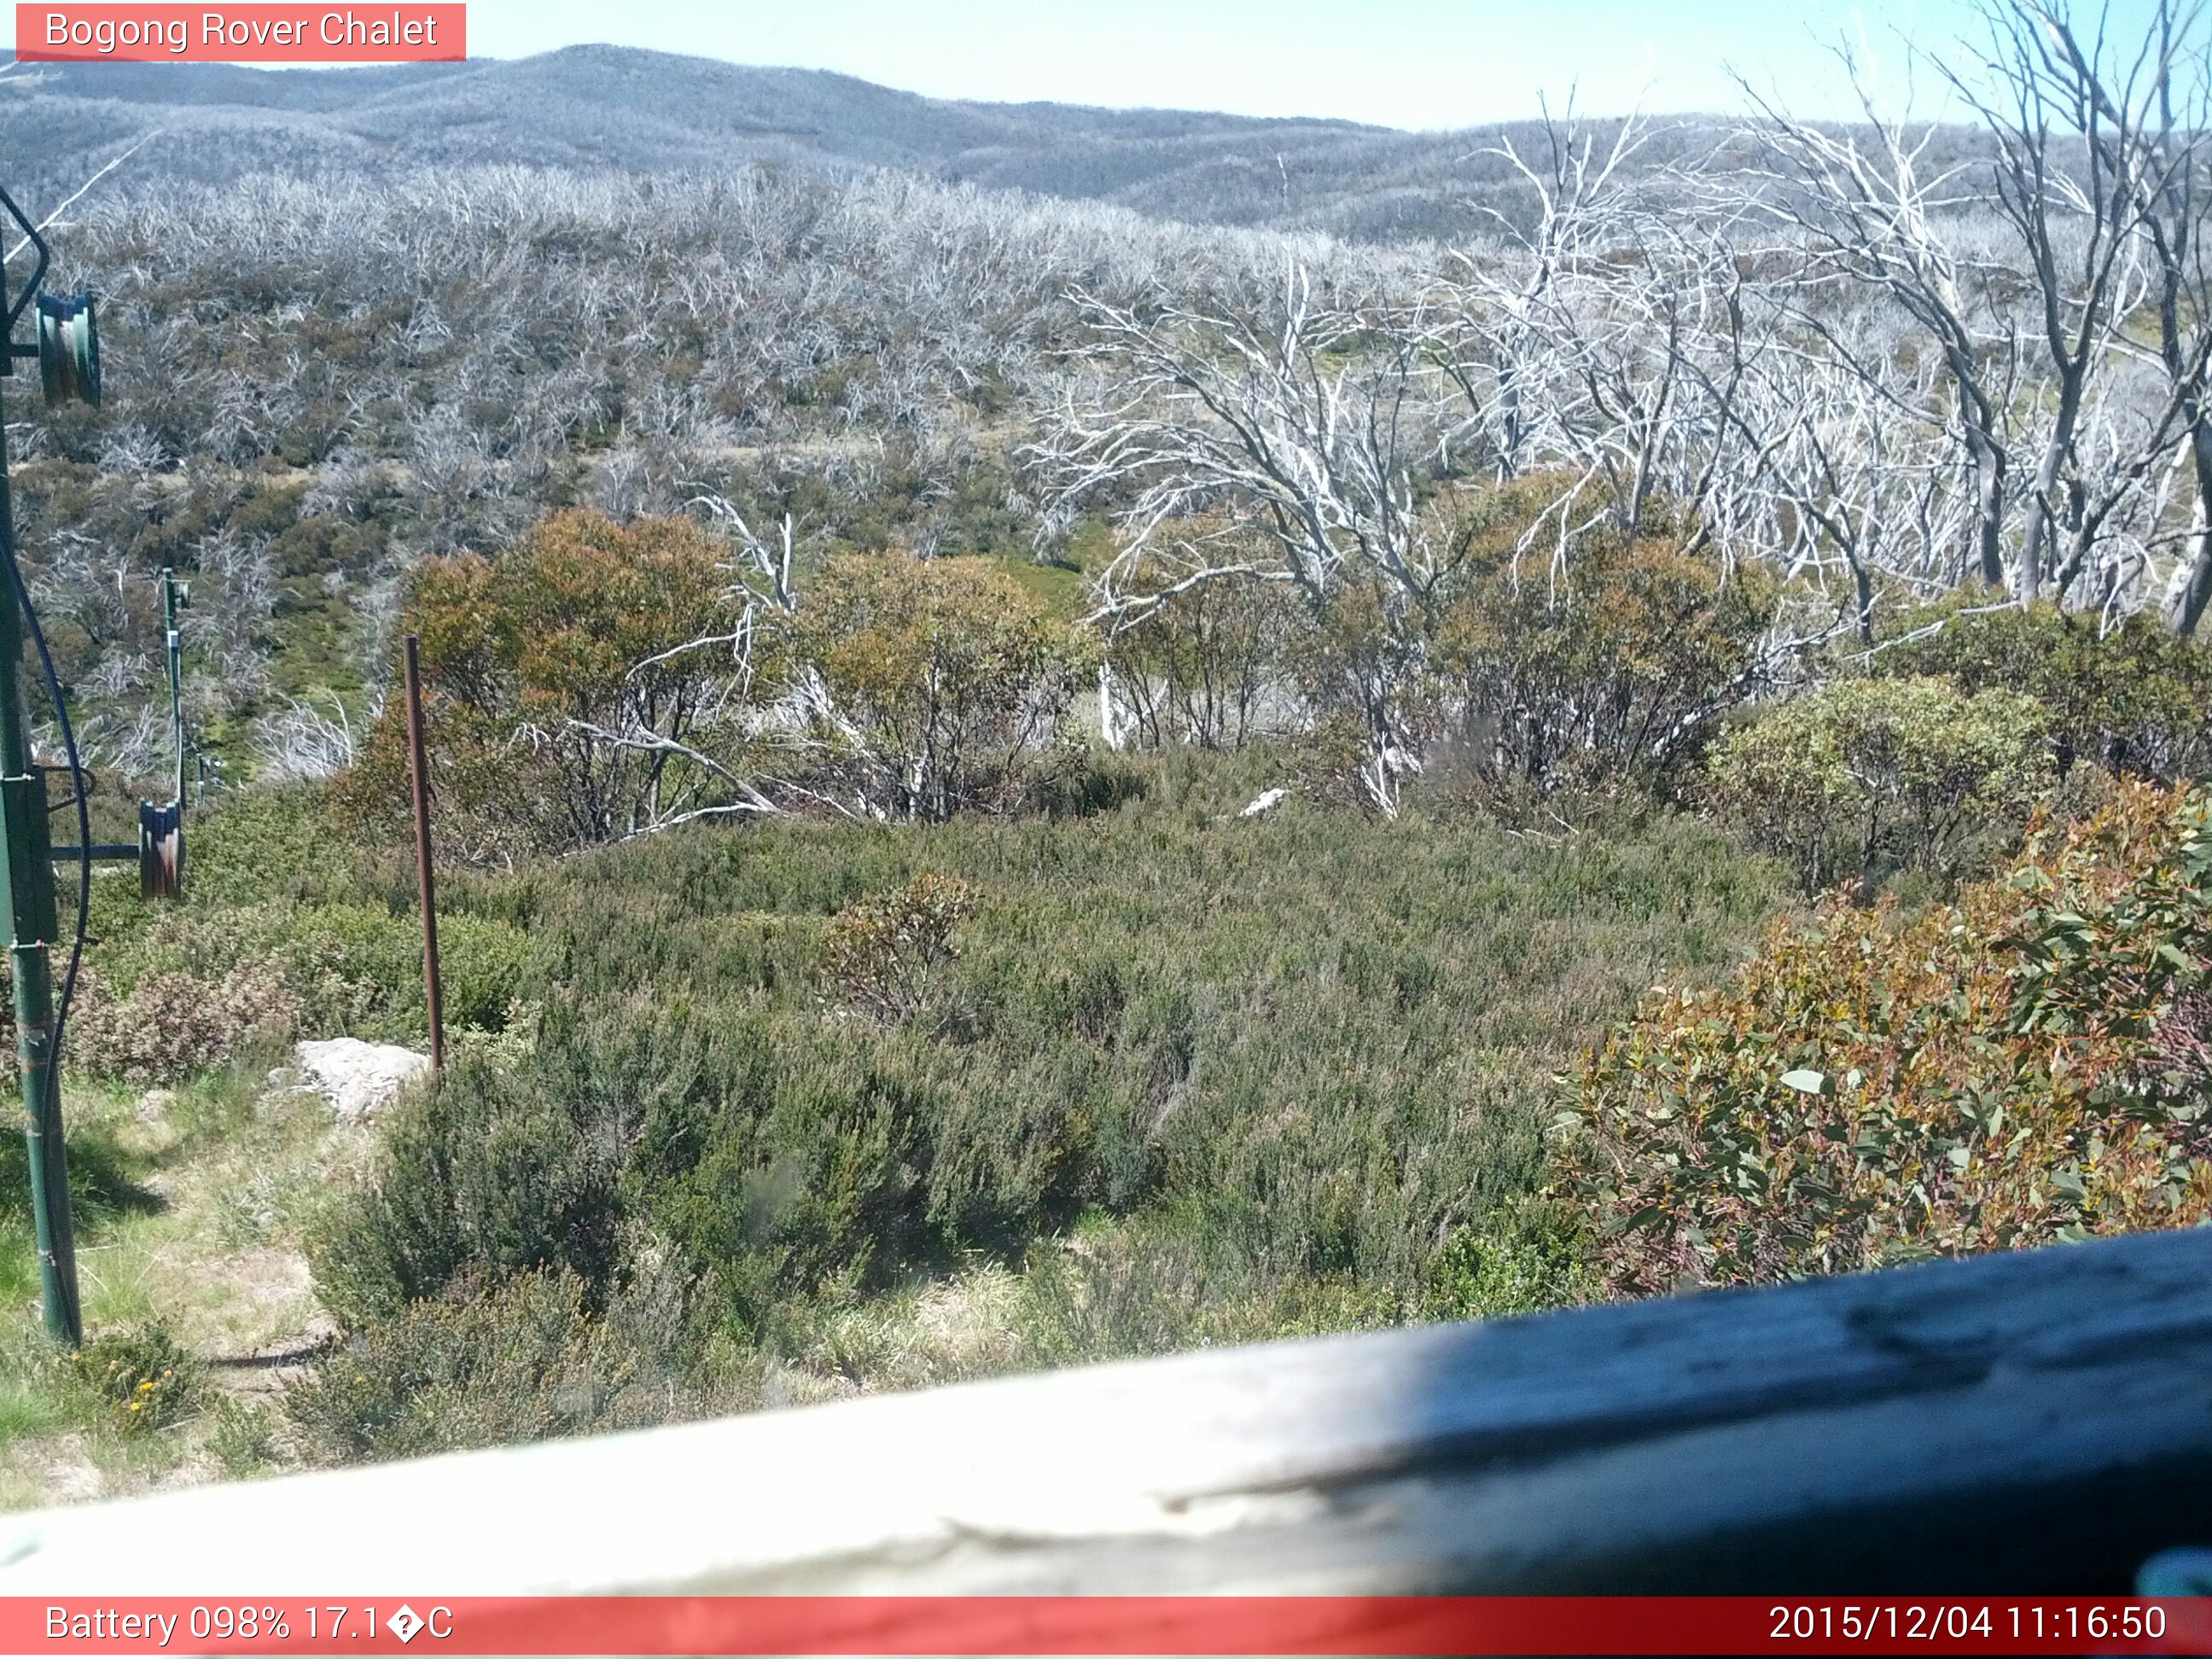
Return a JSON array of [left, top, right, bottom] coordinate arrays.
[[0, 1061, 369, 1507]]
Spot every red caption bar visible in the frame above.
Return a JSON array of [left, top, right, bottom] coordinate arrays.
[[18, 4, 464, 61], [3, 1598, 2211, 1656]]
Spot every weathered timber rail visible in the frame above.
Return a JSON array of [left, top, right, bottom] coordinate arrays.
[[3, 1226, 2209, 1594]]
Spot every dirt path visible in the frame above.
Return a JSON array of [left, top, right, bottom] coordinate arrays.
[[0, 1072, 380, 1509]]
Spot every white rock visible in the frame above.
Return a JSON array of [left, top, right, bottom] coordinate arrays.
[[292, 1039, 433, 1122], [1237, 788, 1288, 818]]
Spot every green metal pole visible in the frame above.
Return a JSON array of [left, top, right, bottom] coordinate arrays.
[[0, 370, 80, 1348], [162, 567, 183, 811]]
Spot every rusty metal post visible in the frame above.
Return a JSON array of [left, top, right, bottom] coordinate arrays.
[[402, 635, 444, 1073]]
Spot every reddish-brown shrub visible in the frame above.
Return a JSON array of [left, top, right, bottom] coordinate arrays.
[[66, 961, 300, 1086], [1560, 780, 2212, 1295]]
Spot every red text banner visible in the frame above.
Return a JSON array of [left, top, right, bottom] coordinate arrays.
[[18, 5, 464, 61], [3, 1597, 2211, 1656]]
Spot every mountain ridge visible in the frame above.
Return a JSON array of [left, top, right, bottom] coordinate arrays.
[[0, 43, 1667, 242]]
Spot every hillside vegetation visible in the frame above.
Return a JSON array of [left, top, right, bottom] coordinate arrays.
[[0, 760, 1789, 1479], [15, 584, 2212, 1486]]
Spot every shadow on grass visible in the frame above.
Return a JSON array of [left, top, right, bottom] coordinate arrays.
[[0, 1131, 166, 1237]]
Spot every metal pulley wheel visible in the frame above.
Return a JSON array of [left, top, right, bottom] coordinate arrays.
[[36, 293, 98, 409], [138, 798, 181, 901]]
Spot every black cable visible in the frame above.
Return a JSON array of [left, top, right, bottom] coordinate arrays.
[[3, 554, 91, 1166]]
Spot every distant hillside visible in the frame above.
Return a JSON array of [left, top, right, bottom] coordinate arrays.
[[0, 44, 1693, 242]]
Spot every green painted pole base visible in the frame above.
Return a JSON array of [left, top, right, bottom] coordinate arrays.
[[8, 771, 76, 1349], [0, 379, 80, 1348]]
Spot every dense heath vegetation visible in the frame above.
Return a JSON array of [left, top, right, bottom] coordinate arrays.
[[0, 755, 1793, 1468], [7, 0, 2212, 1494], [9, 567, 2212, 1476]]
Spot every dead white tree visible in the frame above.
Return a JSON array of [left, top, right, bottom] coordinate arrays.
[[2000, 0, 2212, 632], [1740, 60, 2029, 594], [1725, 311, 1972, 638], [1032, 266, 1465, 812], [1939, 0, 2169, 602], [1733, 1, 2212, 622], [1039, 271, 1460, 612], [1438, 108, 1655, 483], [253, 692, 366, 783]]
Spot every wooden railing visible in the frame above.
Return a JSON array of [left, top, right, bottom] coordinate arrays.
[[3, 1225, 2209, 1595]]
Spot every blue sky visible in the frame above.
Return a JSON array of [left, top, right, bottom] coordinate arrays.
[[444, 0, 2183, 127], [3, 1, 2178, 129], [456, 0, 2005, 126]]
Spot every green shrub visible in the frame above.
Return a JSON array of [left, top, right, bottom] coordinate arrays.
[[1877, 600, 2212, 781], [300, 760, 1791, 1406], [308, 1059, 626, 1325], [1279, 574, 1439, 811], [1007, 1215, 1415, 1367], [1022, 752, 1152, 820], [1431, 481, 1776, 796], [288, 1265, 714, 1464], [1280, 710, 1388, 816], [1419, 1205, 1594, 1321], [182, 785, 350, 908], [649, 1038, 940, 1323], [1706, 677, 2053, 890], [792, 551, 1096, 821], [259, 904, 535, 1036], [1561, 780, 2212, 1297], [337, 509, 758, 859], [1102, 539, 1298, 750], [615, 997, 1093, 1325], [207, 1398, 282, 1477], [90, 898, 538, 1045]]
